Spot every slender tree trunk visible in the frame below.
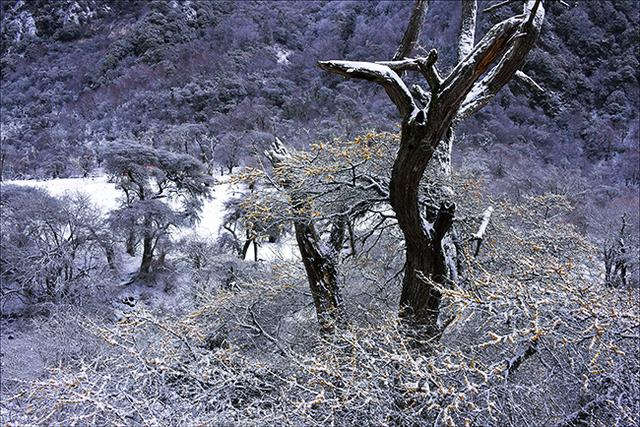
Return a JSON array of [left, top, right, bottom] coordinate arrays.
[[157, 249, 167, 268], [265, 138, 345, 333], [140, 236, 153, 276], [241, 230, 253, 260], [139, 215, 154, 276], [604, 246, 614, 285], [294, 221, 343, 334], [126, 230, 137, 256], [253, 240, 258, 262], [104, 244, 118, 272], [620, 263, 627, 286]]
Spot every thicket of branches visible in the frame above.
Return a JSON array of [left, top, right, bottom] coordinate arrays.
[[0, 185, 115, 307], [2, 170, 638, 425]]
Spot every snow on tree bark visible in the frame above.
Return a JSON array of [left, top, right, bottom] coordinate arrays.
[[265, 138, 344, 333], [318, 0, 545, 339]]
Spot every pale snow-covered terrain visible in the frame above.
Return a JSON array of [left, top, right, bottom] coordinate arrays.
[[4, 174, 299, 262]]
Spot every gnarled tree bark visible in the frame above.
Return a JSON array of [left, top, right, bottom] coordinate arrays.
[[319, 0, 545, 338], [265, 138, 345, 333]]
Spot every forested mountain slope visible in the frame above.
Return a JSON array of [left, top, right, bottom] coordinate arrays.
[[1, 0, 638, 186]]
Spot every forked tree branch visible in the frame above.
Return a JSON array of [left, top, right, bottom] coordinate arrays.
[[376, 49, 442, 93], [458, 0, 478, 61], [419, 50, 443, 92], [319, 1, 544, 124], [393, 0, 429, 61], [320, 0, 429, 110], [452, 0, 545, 121], [441, 14, 523, 113], [317, 61, 417, 117]]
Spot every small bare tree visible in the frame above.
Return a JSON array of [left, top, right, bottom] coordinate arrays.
[[318, 0, 545, 337]]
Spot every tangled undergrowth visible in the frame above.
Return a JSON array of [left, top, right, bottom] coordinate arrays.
[[1, 165, 638, 426], [2, 234, 637, 426]]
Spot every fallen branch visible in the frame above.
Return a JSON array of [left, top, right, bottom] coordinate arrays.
[[504, 336, 539, 379], [236, 302, 290, 356]]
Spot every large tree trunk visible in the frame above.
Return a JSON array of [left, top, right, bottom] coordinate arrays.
[[390, 124, 455, 334], [319, 0, 544, 341]]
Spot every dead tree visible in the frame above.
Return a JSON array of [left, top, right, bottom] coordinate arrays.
[[319, 0, 545, 337], [265, 138, 345, 333], [603, 214, 630, 287]]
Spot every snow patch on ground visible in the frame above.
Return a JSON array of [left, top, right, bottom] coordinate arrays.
[[272, 45, 292, 64], [4, 175, 121, 212]]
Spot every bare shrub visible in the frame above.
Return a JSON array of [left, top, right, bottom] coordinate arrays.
[[0, 186, 113, 309], [5, 189, 637, 425]]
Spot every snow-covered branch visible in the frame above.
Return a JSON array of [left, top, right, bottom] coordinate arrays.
[[471, 206, 494, 256], [377, 49, 442, 92], [444, 0, 545, 120], [317, 61, 417, 117], [264, 137, 292, 167], [515, 70, 544, 94], [482, 0, 514, 13], [458, 0, 478, 61]]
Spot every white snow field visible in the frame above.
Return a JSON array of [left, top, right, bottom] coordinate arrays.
[[4, 174, 298, 262]]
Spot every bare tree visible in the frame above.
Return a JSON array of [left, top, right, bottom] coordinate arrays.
[[318, 0, 545, 337]]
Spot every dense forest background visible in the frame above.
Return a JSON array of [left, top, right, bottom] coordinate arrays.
[[1, 0, 638, 187]]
